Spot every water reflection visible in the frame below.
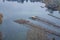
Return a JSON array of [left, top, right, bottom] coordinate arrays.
[[43, 0, 60, 13], [4, 0, 42, 3], [1, 0, 60, 40], [3, 0, 60, 13], [3, 0, 5, 2]]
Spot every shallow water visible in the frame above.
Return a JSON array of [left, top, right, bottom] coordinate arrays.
[[0, 0, 60, 40]]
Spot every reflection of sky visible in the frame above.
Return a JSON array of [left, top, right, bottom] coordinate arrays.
[[0, 0, 60, 40]]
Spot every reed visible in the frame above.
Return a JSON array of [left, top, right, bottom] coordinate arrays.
[[27, 28, 48, 40]]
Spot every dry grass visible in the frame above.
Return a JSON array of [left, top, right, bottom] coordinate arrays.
[[27, 28, 48, 40], [14, 19, 60, 37]]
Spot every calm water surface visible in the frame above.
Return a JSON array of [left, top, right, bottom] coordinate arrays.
[[0, 0, 60, 40]]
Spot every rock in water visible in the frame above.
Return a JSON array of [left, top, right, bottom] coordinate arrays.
[[0, 13, 3, 24], [29, 16, 38, 20], [14, 19, 30, 24]]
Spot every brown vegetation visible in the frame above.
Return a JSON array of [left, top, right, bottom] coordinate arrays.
[[27, 28, 48, 40], [14, 19, 30, 24], [14, 19, 60, 37], [0, 13, 3, 24]]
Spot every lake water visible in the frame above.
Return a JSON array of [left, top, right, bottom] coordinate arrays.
[[0, 0, 60, 40]]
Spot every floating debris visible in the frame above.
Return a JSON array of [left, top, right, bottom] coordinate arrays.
[[0, 13, 3, 24], [48, 14, 60, 20], [14, 19, 60, 37], [29, 16, 60, 28]]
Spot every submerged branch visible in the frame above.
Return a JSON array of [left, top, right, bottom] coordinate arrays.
[[14, 19, 60, 37], [29, 16, 60, 28], [48, 14, 60, 20]]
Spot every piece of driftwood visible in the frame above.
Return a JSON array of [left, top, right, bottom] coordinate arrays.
[[14, 19, 60, 37], [29, 16, 60, 28], [0, 13, 3, 24], [48, 14, 60, 20]]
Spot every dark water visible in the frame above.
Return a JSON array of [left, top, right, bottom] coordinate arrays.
[[0, 0, 60, 40]]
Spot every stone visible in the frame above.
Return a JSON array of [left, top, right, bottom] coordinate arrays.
[[14, 19, 30, 24], [29, 16, 38, 20]]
